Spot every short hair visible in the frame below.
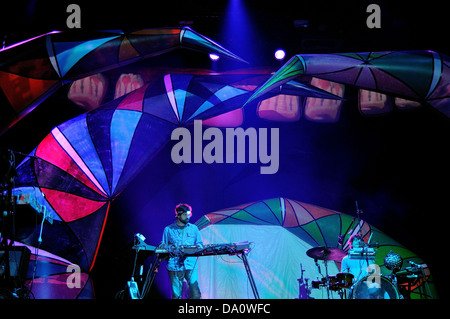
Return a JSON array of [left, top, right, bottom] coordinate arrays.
[[347, 234, 362, 249], [175, 203, 192, 215]]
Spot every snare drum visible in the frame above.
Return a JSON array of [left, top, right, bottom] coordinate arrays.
[[349, 275, 400, 299]]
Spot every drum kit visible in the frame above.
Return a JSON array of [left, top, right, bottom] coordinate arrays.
[[306, 246, 355, 299], [306, 245, 431, 299], [303, 203, 432, 299]]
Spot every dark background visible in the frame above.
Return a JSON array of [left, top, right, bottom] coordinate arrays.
[[0, 0, 448, 300]]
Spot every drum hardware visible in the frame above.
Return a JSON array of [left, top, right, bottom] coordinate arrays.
[[306, 246, 350, 299], [306, 247, 346, 261], [346, 250, 404, 299], [307, 247, 345, 299], [349, 275, 401, 299], [395, 262, 432, 298], [348, 247, 376, 259], [297, 263, 313, 299], [310, 272, 354, 299], [306, 234, 432, 299]]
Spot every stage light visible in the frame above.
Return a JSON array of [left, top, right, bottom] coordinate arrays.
[[274, 49, 286, 60], [209, 53, 220, 61]]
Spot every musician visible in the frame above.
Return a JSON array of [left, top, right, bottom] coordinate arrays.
[[341, 234, 389, 298], [340, 234, 370, 283], [161, 203, 203, 299]]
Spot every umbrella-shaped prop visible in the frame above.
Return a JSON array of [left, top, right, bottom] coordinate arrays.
[[245, 50, 450, 120], [7, 72, 256, 298], [194, 197, 437, 299], [0, 27, 247, 134]]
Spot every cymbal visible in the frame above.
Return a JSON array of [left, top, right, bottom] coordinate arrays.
[[306, 246, 346, 261]]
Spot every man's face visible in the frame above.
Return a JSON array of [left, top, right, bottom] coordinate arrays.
[[177, 211, 191, 224], [352, 237, 363, 248]]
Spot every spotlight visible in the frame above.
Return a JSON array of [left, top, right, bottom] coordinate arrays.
[[209, 53, 220, 61], [274, 49, 286, 60]]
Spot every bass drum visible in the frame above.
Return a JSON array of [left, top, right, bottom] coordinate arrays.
[[349, 276, 400, 299]]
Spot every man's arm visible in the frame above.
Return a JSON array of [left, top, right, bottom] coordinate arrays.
[[194, 225, 203, 248], [161, 226, 169, 245], [341, 256, 349, 272]]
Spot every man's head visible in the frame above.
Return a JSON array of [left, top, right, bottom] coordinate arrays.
[[348, 234, 363, 249], [175, 203, 192, 225]]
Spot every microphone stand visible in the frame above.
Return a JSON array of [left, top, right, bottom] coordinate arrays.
[[337, 216, 355, 248], [355, 200, 364, 239], [337, 200, 362, 249]]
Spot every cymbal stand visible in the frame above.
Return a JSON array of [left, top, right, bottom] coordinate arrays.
[[337, 287, 345, 299], [313, 257, 330, 299], [355, 200, 365, 239], [323, 252, 331, 299]]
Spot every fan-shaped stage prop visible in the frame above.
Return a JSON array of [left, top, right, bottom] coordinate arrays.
[[0, 27, 246, 134], [246, 51, 450, 119], [7, 72, 255, 298]]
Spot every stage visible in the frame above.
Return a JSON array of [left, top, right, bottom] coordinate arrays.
[[0, 0, 448, 303]]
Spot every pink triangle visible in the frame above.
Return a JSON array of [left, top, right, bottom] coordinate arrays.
[[41, 188, 107, 222], [36, 134, 106, 197]]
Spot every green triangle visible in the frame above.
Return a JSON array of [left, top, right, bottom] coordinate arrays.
[[243, 201, 281, 225], [264, 198, 283, 225], [302, 221, 325, 246], [245, 55, 305, 105], [316, 214, 341, 247], [231, 209, 271, 225]]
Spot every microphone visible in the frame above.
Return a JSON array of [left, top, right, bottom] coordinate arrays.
[[355, 200, 363, 215]]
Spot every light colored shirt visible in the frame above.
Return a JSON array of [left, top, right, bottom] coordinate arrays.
[[161, 222, 203, 271], [341, 255, 374, 283]]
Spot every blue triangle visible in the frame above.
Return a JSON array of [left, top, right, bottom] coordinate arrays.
[[54, 36, 118, 77]]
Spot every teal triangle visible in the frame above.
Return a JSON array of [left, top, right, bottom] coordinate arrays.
[[315, 214, 341, 248], [370, 51, 434, 98], [110, 110, 142, 193], [188, 100, 214, 121], [182, 28, 215, 52], [175, 89, 187, 120], [54, 36, 118, 77]]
